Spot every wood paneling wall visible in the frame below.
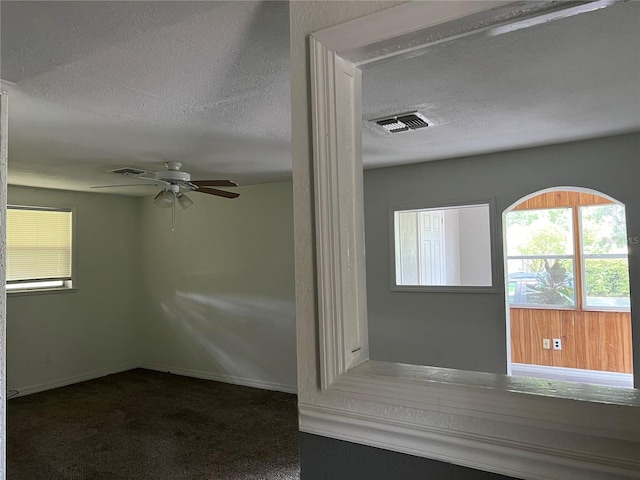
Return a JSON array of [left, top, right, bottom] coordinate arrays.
[[510, 190, 631, 373], [514, 191, 613, 210], [510, 308, 633, 373]]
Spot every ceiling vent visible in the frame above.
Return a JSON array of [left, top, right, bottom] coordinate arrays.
[[371, 111, 430, 133], [109, 167, 147, 176]]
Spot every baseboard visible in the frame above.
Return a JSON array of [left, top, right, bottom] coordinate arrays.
[[138, 363, 298, 394], [8, 363, 298, 398], [9, 363, 139, 398], [510, 363, 634, 388]]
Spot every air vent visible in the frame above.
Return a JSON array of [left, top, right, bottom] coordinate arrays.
[[372, 111, 430, 133], [109, 167, 147, 176], [376, 118, 409, 133]]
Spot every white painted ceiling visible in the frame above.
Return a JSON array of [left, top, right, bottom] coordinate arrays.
[[1, 1, 291, 193], [1, 1, 639, 196], [361, 0, 640, 169]]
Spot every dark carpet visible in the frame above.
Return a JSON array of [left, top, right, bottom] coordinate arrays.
[[7, 369, 300, 479]]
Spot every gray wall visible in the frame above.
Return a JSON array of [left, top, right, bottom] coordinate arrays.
[[364, 132, 640, 375], [6, 186, 141, 394], [299, 433, 515, 480]]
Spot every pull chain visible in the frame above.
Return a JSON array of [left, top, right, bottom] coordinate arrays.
[[171, 192, 176, 231]]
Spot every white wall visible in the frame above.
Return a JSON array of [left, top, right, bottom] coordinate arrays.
[[6, 186, 141, 395], [6, 181, 297, 396], [364, 132, 640, 375], [458, 206, 491, 285], [443, 209, 460, 284], [137, 181, 297, 392]]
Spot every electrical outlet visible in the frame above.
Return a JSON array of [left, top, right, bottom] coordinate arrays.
[[542, 339, 550, 349], [44, 351, 53, 364], [553, 338, 562, 350]]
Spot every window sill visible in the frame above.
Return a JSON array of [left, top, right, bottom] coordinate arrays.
[[509, 304, 631, 313], [509, 304, 577, 310], [299, 360, 640, 479], [7, 287, 78, 297], [392, 285, 499, 294], [348, 360, 639, 407]]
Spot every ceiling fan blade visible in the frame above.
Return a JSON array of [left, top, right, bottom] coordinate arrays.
[[197, 187, 240, 199], [91, 183, 160, 189], [192, 180, 238, 187]]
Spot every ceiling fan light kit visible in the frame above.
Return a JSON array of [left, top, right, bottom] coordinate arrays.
[[153, 190, 175, 209], [176, 193, 194, 209], [153, 190, 193, 209]]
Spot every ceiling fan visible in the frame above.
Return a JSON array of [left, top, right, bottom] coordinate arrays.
[[93, 161, 239, 201], [92, 161, 239, 229]]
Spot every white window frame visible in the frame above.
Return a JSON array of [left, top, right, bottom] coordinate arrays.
[[390, 199, 498, 293], [578, 204, 631, 313], [298, 3, 639, 479], [506, 201, 631, 312], [6, 204, 77, 295], [581, 252, 631, 311], [506, 206, 578, 309]]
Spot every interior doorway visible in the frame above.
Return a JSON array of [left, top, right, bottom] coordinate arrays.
[[505, 188, 633, 388]]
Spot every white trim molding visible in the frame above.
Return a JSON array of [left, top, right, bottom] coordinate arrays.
[[511, 363, 634, 389], [298, 2, 640, 479], [9, 364, 138, 398], [0, 90, 9, 480], [140, 363, 297, 395], [310, 35, 368, 390], [9, 364, 297, 398]]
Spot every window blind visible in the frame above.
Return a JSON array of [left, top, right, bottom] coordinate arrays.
[[6, 207, 72, 282]]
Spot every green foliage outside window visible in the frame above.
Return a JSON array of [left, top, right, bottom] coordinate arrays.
[[584, 259, 630, 298]]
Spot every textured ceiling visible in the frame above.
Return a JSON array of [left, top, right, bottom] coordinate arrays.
[[362, 0, 640, 169], [1, 1, 639, 196], [1, 1, 291, 193]]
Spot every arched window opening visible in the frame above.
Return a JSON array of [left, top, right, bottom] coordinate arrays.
[[505, 189, 633, 388]]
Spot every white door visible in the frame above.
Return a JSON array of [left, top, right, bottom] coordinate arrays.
[[419, 210, 445, 285]]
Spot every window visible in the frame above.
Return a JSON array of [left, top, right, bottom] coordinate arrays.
[[6, 206, 73, 292], [392, 203, 493, 289], [506, 208, 575, 307], [580, 204, 630, 309], [506, 202, 629, 310]]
